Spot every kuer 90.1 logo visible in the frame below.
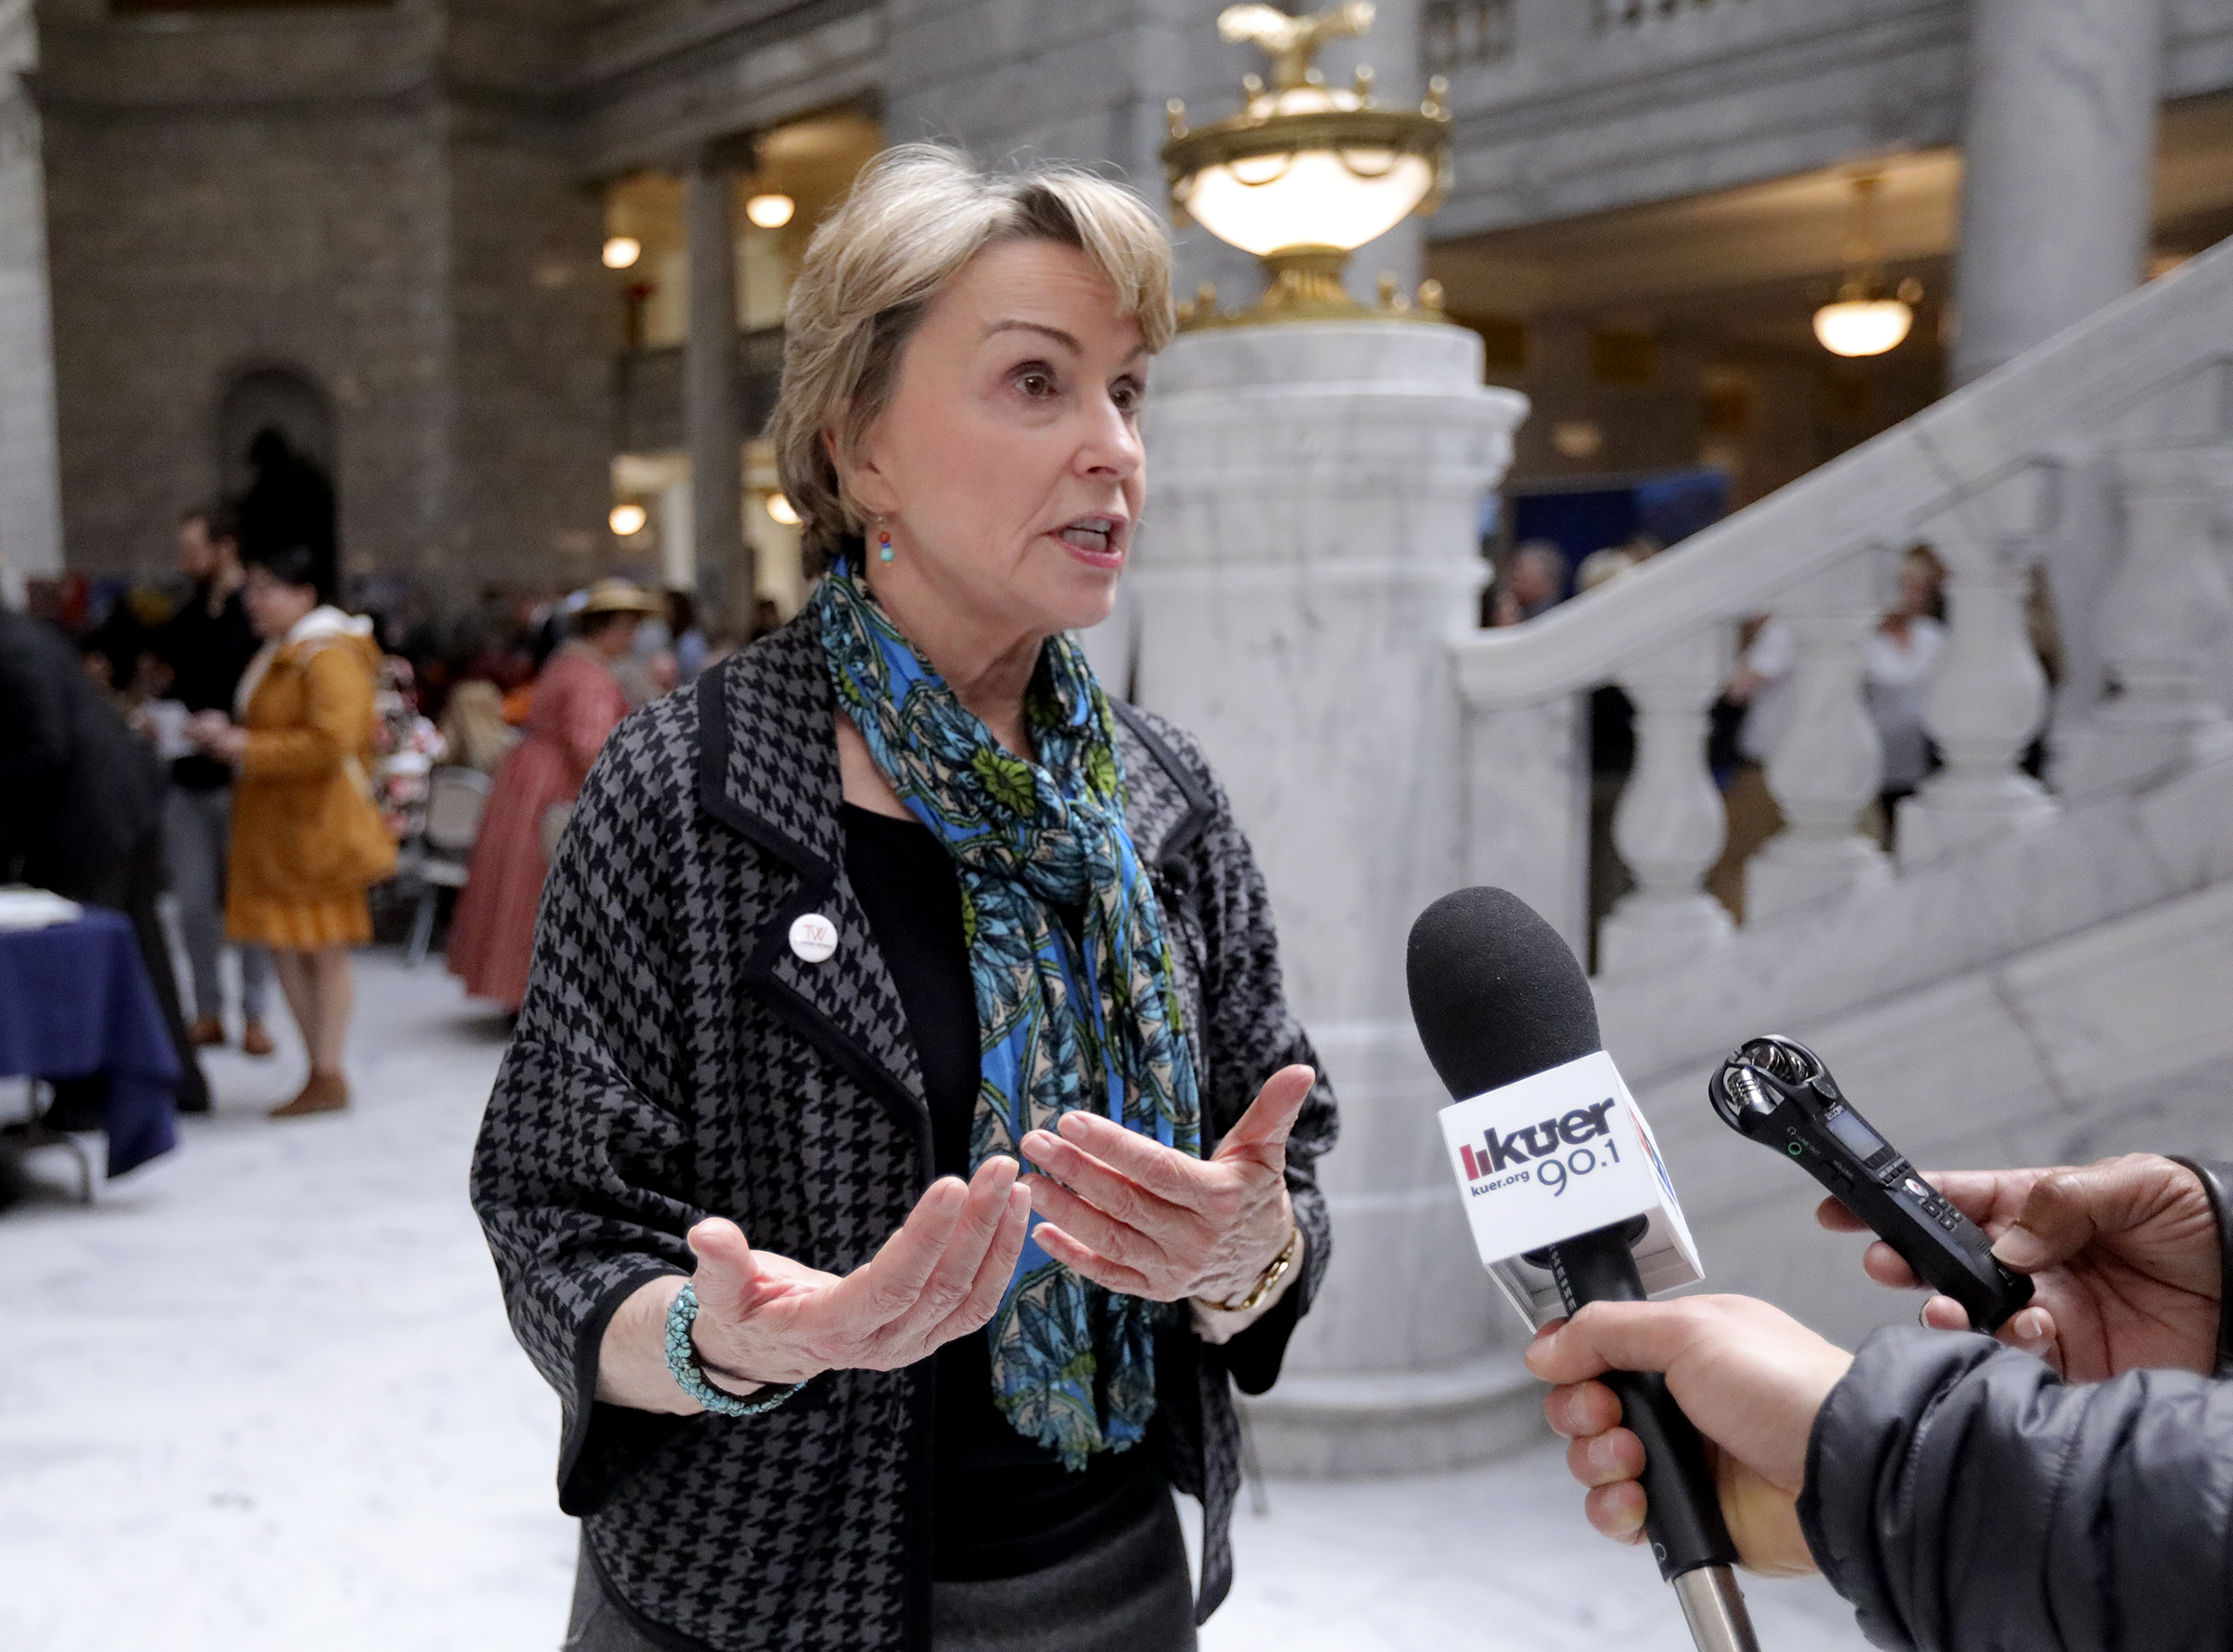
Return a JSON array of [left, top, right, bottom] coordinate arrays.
[[1457, 1099, 1619, 1197]]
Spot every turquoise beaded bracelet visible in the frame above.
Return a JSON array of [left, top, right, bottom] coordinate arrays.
[[662, 1281, 805, 1417]]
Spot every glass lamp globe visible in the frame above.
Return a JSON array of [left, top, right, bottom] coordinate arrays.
[[608, 501, 649, 537], [1812, 298, 1913, 358], [601, 235, 642, 270], [1177, 86, 1437, 258]]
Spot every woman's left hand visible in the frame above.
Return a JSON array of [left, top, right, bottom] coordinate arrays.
[[1022, 1063, 1313, 1305]]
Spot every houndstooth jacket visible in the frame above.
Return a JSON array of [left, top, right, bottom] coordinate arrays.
[[471, 614, 1338, 1652]]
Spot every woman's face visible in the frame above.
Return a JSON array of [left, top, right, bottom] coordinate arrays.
[[843, 239, 1148, 640], [244, 567, 318, 639]]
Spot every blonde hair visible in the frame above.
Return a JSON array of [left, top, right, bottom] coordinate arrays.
[[769, 143, 1176, 569]]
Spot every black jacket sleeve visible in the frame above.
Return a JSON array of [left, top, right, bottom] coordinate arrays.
[[1798, 1324, 2233, 1652]]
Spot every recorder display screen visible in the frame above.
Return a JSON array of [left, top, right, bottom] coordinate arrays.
[[1825, 1107, 1888, 1160]]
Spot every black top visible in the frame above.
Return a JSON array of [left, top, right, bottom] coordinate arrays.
[[155, 583, 261, 791], [840, 804, 1161, 1582]]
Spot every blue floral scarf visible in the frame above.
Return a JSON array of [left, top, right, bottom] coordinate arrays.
[[814, 557, 1203, 1469]]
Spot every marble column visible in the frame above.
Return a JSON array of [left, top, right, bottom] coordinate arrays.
[[1949, 0, 2163, 388], [685, 153, 747, 627], [0, 56, 63, 584], [1133, 321, 1531, 1474]]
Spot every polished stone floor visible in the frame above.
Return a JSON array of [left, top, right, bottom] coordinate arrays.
[[0, 950, 1868, 1651]]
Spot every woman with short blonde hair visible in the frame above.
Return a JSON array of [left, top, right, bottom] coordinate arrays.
[[475, 144, 1338, 1652]]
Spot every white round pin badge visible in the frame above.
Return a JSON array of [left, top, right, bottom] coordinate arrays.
[[788, 913, 839, 964]]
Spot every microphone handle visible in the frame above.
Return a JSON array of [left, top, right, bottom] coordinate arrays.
[[1544, 1223, 1761, 1652]]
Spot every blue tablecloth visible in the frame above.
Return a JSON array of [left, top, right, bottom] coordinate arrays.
[[0, 908, 180, 1176]]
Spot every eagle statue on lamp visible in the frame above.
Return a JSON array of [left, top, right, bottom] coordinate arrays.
[[1218, 2, 1376, 92]]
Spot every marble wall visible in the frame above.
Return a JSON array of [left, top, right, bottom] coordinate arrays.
[[0, 0, 60, 583], [1435, 0, 2233, 242], [29, 1, 609, 593]]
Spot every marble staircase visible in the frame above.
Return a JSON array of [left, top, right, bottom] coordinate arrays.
[[1453, 231, 2233, 1344], [1121, 232, 2232, 1477]]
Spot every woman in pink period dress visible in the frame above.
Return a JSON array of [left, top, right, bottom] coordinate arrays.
[[448, 580, 662, 1011]]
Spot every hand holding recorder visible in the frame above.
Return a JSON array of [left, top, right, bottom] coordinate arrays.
[[1544, 1149, 2230, 1574], [1815, 1152, 2224, 1380]]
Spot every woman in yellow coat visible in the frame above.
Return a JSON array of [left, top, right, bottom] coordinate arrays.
[[187, 545, 394, 1118]]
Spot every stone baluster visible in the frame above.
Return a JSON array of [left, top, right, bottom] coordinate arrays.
[[1898, 463, 2060, 865], [1748, 552, 1892, 922], [1462, 694, 1591, 960], [1598, 624, 1733, 977], [2057, 443, 2233, 796]]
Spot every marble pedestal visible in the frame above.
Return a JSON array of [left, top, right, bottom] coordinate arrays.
[[1130, 320, 1531, 1474]]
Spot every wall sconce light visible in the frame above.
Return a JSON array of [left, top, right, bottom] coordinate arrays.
[[745, 193, 796, 229], [602, 235, 642, 270], [1161, 3, 1452, 326], [764, 493, 801, 526], [608, 501, 649, 537], [1550, 420, 1604, 460]]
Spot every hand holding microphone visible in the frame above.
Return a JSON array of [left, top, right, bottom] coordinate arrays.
[[1408, 887, 1760, 1652], [1530, 1295, 1851, 1579], [1540, 1152, 2228, 1579]]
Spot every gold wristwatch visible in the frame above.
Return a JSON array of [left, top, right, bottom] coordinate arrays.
[[1204, 1223, 1301, 1314]]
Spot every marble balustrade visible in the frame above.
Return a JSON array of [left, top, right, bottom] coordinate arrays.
[[1451, 237, 2233, 1005]]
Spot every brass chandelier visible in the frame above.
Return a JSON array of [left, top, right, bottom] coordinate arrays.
[[1161, 3, 1454, 326]]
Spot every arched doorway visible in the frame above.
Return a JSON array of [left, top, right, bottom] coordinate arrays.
[[216, 365, 339, 598]]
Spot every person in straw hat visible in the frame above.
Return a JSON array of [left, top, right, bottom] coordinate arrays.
[[448, 578, 660, 1012]]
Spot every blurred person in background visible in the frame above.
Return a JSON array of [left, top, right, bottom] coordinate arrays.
[[236, 428, 337, 601], [76, 584, 174, 716], [665, 589, 709, 683], [1866, 545, 1948, 846], [1706, 612, 1793, 921], [186, 544, 394, 1118], [154, 501, 274, 1058], [1488, 540, 1569, 628], [1574, 529, 1662, 593], [0, 606, 211, 1116], [608, 606, 675, 710], [445, 578, 656, 1014], [436, 678, 518, 776]]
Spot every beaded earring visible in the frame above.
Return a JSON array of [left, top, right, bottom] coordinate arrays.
[[876, 520, 896, 564]]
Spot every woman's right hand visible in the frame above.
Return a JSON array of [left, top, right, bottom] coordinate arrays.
[[683, 1156, 1032, 1390]]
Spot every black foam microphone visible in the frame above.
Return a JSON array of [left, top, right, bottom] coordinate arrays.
[[1407, 886, 1759, 1652]]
